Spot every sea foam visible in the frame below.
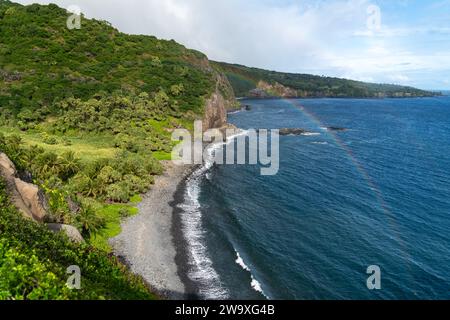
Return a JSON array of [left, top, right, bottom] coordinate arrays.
[[235, 251, 270, 299], [179, 130, 249, 299]]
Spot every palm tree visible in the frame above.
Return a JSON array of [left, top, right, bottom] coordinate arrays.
[[59, 151, 80, 181], [35, 152, 61, 179], [76, 205, 105, 237]]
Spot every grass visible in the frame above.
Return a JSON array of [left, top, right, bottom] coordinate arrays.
[[129, 194, 142, 204], [89, 202, 140, 252], [0, 125, 148, 253], [0, 126, 117, 162], [153, 151, 172, 160]]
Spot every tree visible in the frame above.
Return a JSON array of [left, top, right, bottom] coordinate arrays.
[[58, 151, 81, 181]]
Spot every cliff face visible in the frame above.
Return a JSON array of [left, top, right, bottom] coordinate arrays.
[[250, 80, 298, 98], [203, 92, 228, 130], [202, 65, 238, 131]]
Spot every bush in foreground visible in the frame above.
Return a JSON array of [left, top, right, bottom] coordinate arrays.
[[0, 179, 156, 300]]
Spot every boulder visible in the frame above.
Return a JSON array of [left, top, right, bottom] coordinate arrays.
[[0, 152, 17, 177], [0, 152, 48, 222], [13, 178, 47, 222], [327, 127, 348, 132], [279, 128, 308, 136], [47, 223, 84, 243]]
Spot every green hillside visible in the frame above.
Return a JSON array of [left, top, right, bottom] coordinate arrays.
[[0, 1, 218, 115], [0, 178, 156, 300], [0, 0, 230, 300], [213, 61, 437, 98]]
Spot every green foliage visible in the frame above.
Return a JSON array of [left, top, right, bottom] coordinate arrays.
[[53, 93, 178, 154], [42, 133, 58, 145], [0, 178, 155, 300], [0, 0, 218, 300], [213, 61, 437, 98], [68, 151, 161, 203], [0, 239, 73, 300], [89, 203, 139, 252], [40, 181, 71, 224], [74, 205, 106, 237], [0, 1, 214, 115], [0, 132, 161, 246]]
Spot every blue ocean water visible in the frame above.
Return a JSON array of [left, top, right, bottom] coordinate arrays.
[[183, 97, 450, 300]]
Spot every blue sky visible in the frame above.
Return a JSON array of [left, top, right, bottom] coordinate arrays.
[[17, 0, 450, 90]]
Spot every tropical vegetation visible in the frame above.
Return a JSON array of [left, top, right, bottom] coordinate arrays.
[[214, 61, 438, 98]]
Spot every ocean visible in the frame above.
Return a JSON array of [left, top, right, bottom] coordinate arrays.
[[177, 97, 450, 300]]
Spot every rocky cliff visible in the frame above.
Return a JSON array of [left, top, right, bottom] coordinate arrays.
[[0, 152, 83, 242], [202, 65, 239, 131], [250, 80, 298, 98], [203, 92, 228, 130]]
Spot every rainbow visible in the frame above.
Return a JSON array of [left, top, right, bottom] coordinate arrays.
[[284, 98, 413, 270]]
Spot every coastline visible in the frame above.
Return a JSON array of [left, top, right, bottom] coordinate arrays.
[[170, 169, 202, 300], [111, 128, 248, 300], [110, 161, 194, 300]]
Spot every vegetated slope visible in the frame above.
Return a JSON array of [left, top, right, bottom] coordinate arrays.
[[213, 61, 438, 98], [0, 0, 235, 300], [0, 0, 220, 115], [0, 178, 156, 300]]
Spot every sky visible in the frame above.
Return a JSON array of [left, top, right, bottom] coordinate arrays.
[[15, 0, 450, 90]]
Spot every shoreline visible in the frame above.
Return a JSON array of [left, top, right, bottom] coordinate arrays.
[[111, 130, 247, 300], [170, 168, 202, 300], [110, 161, 195, 300]]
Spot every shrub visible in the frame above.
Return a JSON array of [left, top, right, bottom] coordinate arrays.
[[105, 183, 129, 203], [75, 205, 106, 237], [118, 207, 132, 218], [42, 133, 58, 145], [0, 178, 155, 300], [0, 239, 73, 300]]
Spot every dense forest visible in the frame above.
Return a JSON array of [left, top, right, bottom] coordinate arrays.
[[0, 1, 218, 114], [214, 61, 438, 98]]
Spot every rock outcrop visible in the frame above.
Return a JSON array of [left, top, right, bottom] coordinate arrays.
[[279, 128, 309, 136], [13, 178, 47, 222], [203, 92, 228, 131], [326, 127, 348, 132], [0, 152, 83, 242], [250, 80, 298, 98], [202, 69, 239, 131], [0, 152, 47, 222], [47, 223, 84, 243], [0, 152, 16, 177]]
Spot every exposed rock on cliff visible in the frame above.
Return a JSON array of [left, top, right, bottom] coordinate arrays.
[[0, 152, 16, 177], [0, 152, 47, 222], [0, 152, 83, 242], [202, 67, 239, 131], [203, 92, 228, 130], [250, 80, 298, 98], [13, 178, 47, 222]]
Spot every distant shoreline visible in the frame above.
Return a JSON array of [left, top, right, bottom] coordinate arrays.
[[235, 94, 441, 100]]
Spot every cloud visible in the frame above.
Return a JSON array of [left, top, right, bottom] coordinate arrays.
[[14, 0, 450, 89]]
